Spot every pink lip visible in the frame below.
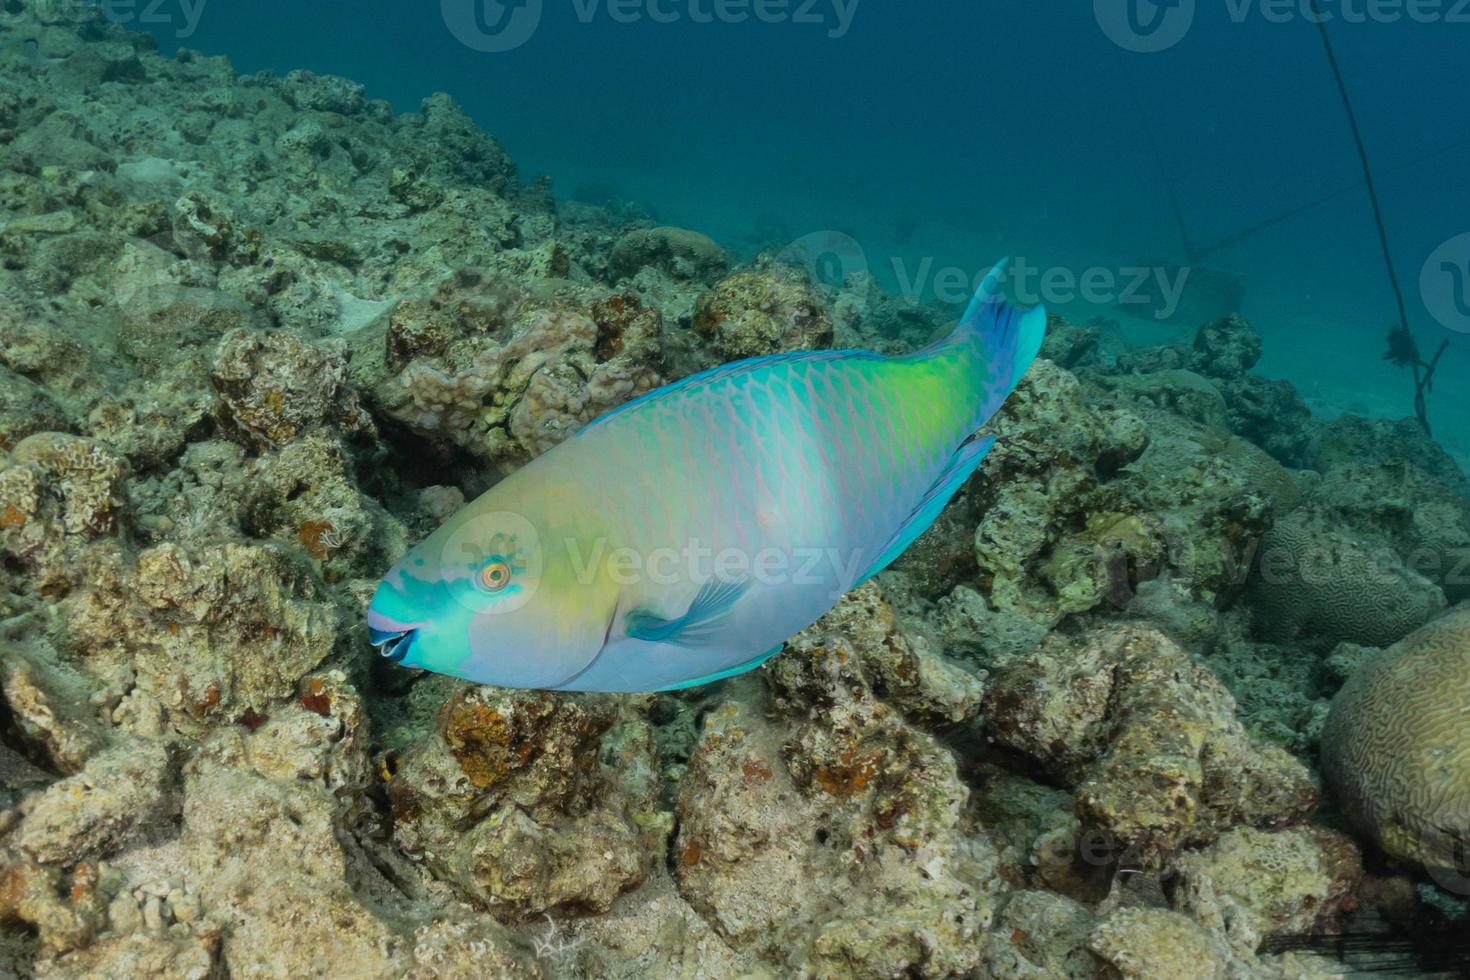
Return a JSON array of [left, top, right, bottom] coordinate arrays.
[[367, 607, 422, 636]]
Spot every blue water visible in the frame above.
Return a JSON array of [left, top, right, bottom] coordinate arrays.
[[136, 0, 1470, 462]]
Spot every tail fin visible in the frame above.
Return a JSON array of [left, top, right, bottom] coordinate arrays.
[[919, 258, 1045, 420], [956, 258, 1046, 391]]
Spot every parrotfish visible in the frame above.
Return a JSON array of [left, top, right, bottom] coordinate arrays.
[[368, 263, 1045, 692]]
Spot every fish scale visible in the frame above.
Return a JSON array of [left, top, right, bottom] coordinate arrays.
[[367, 268, 1046, 692]]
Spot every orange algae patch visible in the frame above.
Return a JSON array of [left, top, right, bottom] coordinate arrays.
[[298, 519, 333, 559], [814, 750, 881, 798], [440, 698, 527, 789], [0, 504, 25, 529], [301, 678, 332, 717], [740, 756, 772, 782]]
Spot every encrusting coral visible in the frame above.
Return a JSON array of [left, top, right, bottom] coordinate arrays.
[[0, 2, 1462, 975]]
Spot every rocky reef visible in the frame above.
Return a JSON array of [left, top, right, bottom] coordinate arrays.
[[0, 4, 1466, 977]]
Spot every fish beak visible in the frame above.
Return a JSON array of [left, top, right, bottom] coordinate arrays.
[[367, 607, 422, 664], [372, 627, 417, 664]]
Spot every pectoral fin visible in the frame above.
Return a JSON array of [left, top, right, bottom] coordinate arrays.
[[625, 576, 750, 646]]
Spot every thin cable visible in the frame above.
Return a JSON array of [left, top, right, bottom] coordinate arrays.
[[1308, 0, 1411, 333], [1117, 55, 1198, 262], [1191, 134, 1470, 263]]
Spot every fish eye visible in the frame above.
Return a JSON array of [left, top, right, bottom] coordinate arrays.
[[480, 561, 512, 591]]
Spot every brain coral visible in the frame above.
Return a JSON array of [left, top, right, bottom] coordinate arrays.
[[1249, 511, 1446, 649], [1321, 604, 1470, 870]]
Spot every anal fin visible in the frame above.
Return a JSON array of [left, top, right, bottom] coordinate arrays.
[[856, 436, 997, 585], [655, 645, 784, 692]]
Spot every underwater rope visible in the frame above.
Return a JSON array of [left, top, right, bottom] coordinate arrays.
[[1307, 0, 1410, 334], [1190, 134, 1470, 263], [1119, 57, 1200, 263], [1308, 0, 1448, 437]]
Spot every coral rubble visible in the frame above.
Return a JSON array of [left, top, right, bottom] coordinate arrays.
[[0, 4, 1464, 976]]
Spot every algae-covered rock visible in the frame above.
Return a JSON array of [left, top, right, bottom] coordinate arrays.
[[279, 68, 368, 114], [1088, 907, 1232, 979], [10, 432, 128, 537], [1310, 456, 1470, 604], [386, 684, 659, 917], [359, 270, 662, 467], [941, 360, 1150, 662], [15, 739, 180, 864], [984, 625, 1316, 864], [0, 855, 107, 956], [1190, 313, 1263, 380], [770, 581, 985, 729], [985, 890, 1097, 977], [180, 756, 411, 978], [1309, 414, 1469, 497], [64, 541, 343, 722], [0, 366, 69, 451], [118, 285, 264, 371], [210, 329, 375, 449], [675, 697, 1003, 978], [0, 643, 106, 774], [1174, 826, 1362, 941], [691, 263, 834, 363]]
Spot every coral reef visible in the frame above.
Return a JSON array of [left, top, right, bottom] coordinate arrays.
[[690, 260, 834, 365], [0, 4, 1463, 976], [1321, 604, 1470, 870], [984, 625, 1316, 866], [354, 269, 663, 468], [1248, 510, 1446, 649]]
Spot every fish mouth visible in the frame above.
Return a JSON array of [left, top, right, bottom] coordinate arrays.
[[369, 625, 417, 664], [368, 607, 422, 665]]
